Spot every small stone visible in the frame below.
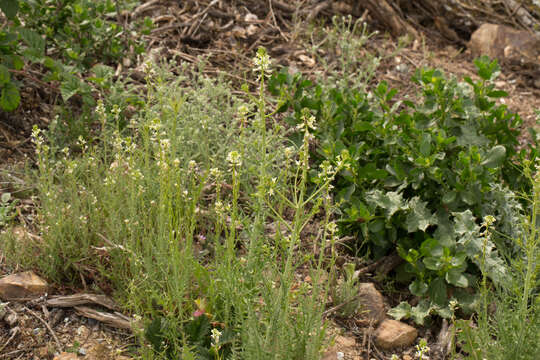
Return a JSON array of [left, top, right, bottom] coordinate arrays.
[[0, 271, 48, 300], [4, 311, 18, 327], [357, 283, 386, 326], [53, 353, 79, 360], [375, 319, 418, 350], [403, 355, 413, 360]]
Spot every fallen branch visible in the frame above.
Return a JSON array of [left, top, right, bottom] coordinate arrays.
[[46, 293, 119, 311], [0, 326, 19, 354], [74, 306, 133, 329]]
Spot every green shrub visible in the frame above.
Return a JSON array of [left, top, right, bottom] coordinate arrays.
[[0, 0, 150, 112], [269, 56, 537, 323]]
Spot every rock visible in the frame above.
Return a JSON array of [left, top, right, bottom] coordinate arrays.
[[375, 319, 418, 350], [4, 310, 18, 327], [469, 24, 540, 64], [53, 353, 79, 360], [0, 271, 48, 300], [403, 355, 413, 360], [357, 283, 386, 326]]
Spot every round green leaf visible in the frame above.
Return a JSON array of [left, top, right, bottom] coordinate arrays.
[[0, 82, 20, 111], [481, 145, 506, 168], [423, 256, 443, 271], [409, 279, 428, 296], [446, 268, 469, 288]]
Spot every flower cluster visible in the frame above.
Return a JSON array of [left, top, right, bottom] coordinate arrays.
[[226, 151, 242, 168], [253, 47, 272, 79]]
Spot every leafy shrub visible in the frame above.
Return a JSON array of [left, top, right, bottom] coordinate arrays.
[[0, 0, 150, 111], [19, 0, 149, 69], [269, 56, 537, 322]]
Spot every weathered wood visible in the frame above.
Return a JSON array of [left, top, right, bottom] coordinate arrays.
[[74, 306, 132, 329], [46, 293, 119, 311]]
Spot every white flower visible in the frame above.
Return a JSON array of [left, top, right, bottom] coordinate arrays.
[[253, 47, 272, 78], [237, 104, 249, 117], [210, 328, 222, 346], [227, 151, 242, 168], [483, 215, 496, 226]]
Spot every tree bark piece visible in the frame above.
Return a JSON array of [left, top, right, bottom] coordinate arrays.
[[46, 293, 119, 311], [74, 306, 132, 329]]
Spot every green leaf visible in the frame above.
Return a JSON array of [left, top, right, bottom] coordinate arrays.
[[0, 65, 10, 85], [428, 278, 447, 305], [353, 121, 374, 132], [453, 210, 478, 236], [18, 28, 45, 61], [424, 256, 443, 271], [360, 163, 388, 180], [434, 213, 456, 248], [453, 288, 479, 314], [434, 305, 453, 319], [442, 191, 457, 205], [410, 300, 433, 325], [420, 237, 443, 257], [406, 197, 435, 232], [419, 133, 431, 157], [0, 0, 19, 19], [445, 268, 468, 287], [0, 82, 20, 111], [481, 145, 506, 168], [11, 55, 24, 70], [365, 190, 407, 219], [388, 302, 412, 321], [487, 90, 508, 98], [409, 279, 428, 296], [60, 74, 81, 101]]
